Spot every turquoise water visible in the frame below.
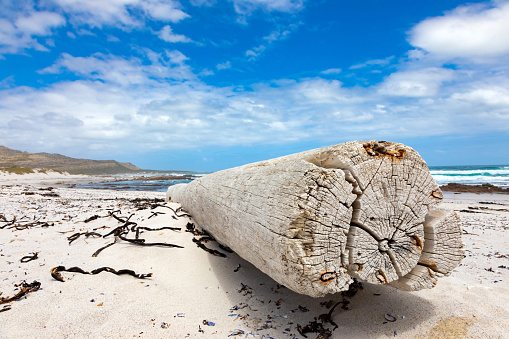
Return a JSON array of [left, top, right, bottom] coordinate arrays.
[[429, 165, 509, 187], [76, 165, 509, 192]]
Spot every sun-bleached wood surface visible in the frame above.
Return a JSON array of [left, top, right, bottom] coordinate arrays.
[[166, 140, 463, 297]]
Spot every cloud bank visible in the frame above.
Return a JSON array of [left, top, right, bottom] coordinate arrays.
[[0, 0, 508, 166]]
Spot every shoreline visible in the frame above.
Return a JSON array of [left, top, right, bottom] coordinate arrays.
[[1, 175, 509, 338], [4, 170, 508, 193], [0, 170, 116, 188]]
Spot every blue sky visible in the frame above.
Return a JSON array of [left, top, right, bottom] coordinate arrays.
[[1, 0, 508, 171]]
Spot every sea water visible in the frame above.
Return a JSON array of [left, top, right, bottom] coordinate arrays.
[[75, 172, 203, 192], [76, 165, 509, 192], [429, 165, 509, 188]]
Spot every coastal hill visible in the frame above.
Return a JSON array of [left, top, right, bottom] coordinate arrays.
[[0, 145, 141, 175]]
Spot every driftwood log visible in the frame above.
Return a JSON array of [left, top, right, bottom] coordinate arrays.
[[166, 141, 463, 297]]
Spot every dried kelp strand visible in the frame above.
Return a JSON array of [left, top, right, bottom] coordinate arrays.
[[103, 225, 130, 238], [92, 238, 118, 257], [0, 305, 12, 312], [137, 226, 181, 232], [158, 205, 192, 218], [67, 231, 102, 244], [219, 244, 234, 253], [51, 266, 152, 282], [148, 211, 165, 219], [192, 238, 227, 257], [118, 232, 184, 248], [90, 267, 152, 279], [84, 215, 102, 223], [20, 252, 39, 263], [0, 280, 41, 304]]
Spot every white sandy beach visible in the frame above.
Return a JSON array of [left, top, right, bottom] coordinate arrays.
[[0, 170, 117, 188], [1, 172, 509, 338]]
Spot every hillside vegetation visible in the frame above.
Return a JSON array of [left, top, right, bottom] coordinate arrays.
[[0, 146, 142, 175]]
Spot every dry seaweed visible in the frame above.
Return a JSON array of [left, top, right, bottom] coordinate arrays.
[[108, 211, 135, 224], [0, 280, 41, 304], [154, 204, 192, 219], [118, 231, 184, 248], [100, 212, 183, 249], [148, 211, 165, 219], [297, 279, 363, 338], [51, 266, 152, 282], [297, 319, 332, 339], [67, 231, 102, 244], [41, 192, 59, 197], [219, 244, 234, 253], [92, 238, 118, 257], [0, 305, 12, 312], [102, 224, 130, 238], [20, 252, 38, 263], [135, 225, 181, 234], [0, 216, 54, 230], [185, 222, 213, 237], [0, 214, 16, 229], [192, 237, 227, 257], [84, 215, 102, 223]]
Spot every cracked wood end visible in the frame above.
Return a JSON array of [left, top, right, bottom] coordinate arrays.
[[166, 140, 462, 297]]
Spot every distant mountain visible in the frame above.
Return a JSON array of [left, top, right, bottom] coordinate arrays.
[[0, 146, 142, 175]]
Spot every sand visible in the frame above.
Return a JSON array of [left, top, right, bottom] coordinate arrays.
[[0, 170, 115, 188], [1, 173, 509, 338]]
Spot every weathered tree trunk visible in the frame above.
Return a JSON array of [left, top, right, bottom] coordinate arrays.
[[166, 141, 463, 297]]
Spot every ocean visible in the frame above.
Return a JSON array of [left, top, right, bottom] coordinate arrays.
[[76, 165, 509, 192], [429, 164, 509, 188]]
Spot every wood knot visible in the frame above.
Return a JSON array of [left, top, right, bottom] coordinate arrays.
[[431, 190, 443, 199], [363, 141, 406, 163], [348, 263, 363, 272], [319, 271, 336, 284], [420, 259, 437, 268], [378, 240, 389, 252], [411, 235, 423, 251], [375, 270, 389, 284]]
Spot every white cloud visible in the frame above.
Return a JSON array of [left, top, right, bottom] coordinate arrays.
[[157, 25, 192, 43], [378, 67, 454, 97], [216, 61, 232, 70], [107, 34, 120, 42], [350, 56, 394, 69], [0, 6, 65, 54], [2, 1, 509, 158], [321, 68, 341, 75], [190, 0, 216, 6], [232, 0, 304, 15], [2, 61, 509, 157], [451, 87, 509, 107], [0, 0, 191, 54], [409, 1, 509, 60], [245, 46, 265, 60], [51, 0, 189, 28], [15, 11, 65, 35], [164, 50, 189, 64], [50, 0, 138, 28], [140, 0, 190, 22], [263, 28, 292, 43], [38, 51, 195, 85], [245, 24, 299, 61]]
